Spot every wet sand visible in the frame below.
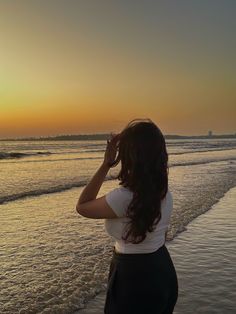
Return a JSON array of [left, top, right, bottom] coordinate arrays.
[[75, 186, 236, 313]]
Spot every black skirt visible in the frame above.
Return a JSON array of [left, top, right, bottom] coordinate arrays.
[[104, 244, 178, 314]]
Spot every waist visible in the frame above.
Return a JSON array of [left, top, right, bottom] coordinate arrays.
[[113, 244, 167, 261]]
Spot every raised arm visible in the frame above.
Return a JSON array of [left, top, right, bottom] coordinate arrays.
[[76, 133, 120, 219]]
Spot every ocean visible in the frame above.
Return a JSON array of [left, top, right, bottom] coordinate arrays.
[[0, 138, 236, 313]]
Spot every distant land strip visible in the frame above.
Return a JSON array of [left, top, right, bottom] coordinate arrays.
[[0, 133, 236, 141]]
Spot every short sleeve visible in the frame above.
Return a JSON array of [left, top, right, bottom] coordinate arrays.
[[105, 187, 133, 217]]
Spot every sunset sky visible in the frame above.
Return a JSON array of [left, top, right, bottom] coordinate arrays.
[[0, 1, 235, 138]]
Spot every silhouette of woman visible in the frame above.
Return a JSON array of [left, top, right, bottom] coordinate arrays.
[[76, 118, 178, 314]]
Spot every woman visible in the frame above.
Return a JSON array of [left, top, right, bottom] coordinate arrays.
[[76, 118, 178, 314]]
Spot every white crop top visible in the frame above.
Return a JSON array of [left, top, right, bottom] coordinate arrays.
[[104, 186, 173, 254]]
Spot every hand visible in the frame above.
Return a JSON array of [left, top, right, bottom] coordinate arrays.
[[103, 133, 120, 167]]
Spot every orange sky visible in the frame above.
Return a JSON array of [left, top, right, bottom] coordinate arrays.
[[0, 1, 235, 138]]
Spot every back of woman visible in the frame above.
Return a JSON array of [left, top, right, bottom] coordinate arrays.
[[104, 189, 177, 313], [103, 119, 178, 314], [76, 118, 178, 314], [104, 186, 173, 254]]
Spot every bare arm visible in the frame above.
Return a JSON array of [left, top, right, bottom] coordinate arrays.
[[77, 162, 110, 205], [76, 133, 120, 219]]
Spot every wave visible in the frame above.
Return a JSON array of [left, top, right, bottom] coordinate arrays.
[[0, 176, 118, 205], [0, 151, 52, 159], [169, 147, 236, 155], [2, 147, 236, 165], [80, 146, 236, 154], [171, 157, 236, 167], [1, 156, 103, 164], [1, 158, 235, 205], [59, 147, 236, 155], [0, 180, 88, 205]]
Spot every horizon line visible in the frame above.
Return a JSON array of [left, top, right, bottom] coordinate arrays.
[[0, 132, 236, 141]]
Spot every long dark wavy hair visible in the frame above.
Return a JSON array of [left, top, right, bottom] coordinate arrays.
[[110, 118, 169, 244]]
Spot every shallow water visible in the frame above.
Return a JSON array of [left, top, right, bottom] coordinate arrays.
[[1, 139, 236, 205], [0, 139, 236, 313], [170, 186, 236, 313]]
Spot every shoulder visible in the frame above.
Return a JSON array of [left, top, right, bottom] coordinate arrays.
[[106, 186, 133, 198], [105, 186, 133, 217]]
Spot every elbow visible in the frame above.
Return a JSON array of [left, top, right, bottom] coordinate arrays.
[[76, 202, 82, 215], [76, 202, 86, 217]]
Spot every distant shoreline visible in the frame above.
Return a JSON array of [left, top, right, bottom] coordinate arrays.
[[0, 133, 236, 141]]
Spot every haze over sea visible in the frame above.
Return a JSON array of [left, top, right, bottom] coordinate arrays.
[[1, 138, 236, 313]]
